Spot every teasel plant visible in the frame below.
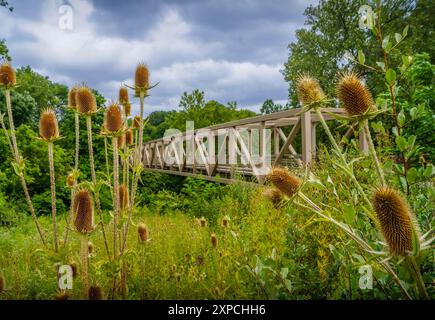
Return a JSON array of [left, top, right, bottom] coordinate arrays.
[[266, 167, 432, 299], [120, 63, 158, 256], [63, 87, 80, 245], [138, 223, 149, 299], [0, 63, 47, 247], [72, 188, 95, 298], [76, 85, 111, 260], [101, 102, 124, 259], [295, 74, 382, 219], [38, 109, 62, 252]]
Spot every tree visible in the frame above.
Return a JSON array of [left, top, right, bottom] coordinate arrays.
[[282, 0, 432, 105], [0, 39, 11, 61], [0, 1, 13, 12], [260, 99, 290, 114]]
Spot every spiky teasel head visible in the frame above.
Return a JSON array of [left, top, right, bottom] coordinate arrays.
[[54, 292, 70, 300], [66, 172, 75, 187], [88, 285, 103, 300], [88, 241, 94, 255], [296, 74, 326, 107], [135, 62, 149, 94], [138, 223, 148, 243], [123, 102, 131, 117], [198, 217, 207, 227], [0, 275, 4, 293], [221, 215, 230, 228], [0, 63, 16, 88], [268, 167, 301, 198], [68, 86, 78, 109], [133, 116, 141, 129], [125, 129, 133, 145], [39, 109, 60, 141], [104, 103, 123, 134], [211, 233, 218, 248], [117, 133, 125, 149], [119, 86, 129, 105], [76, 86, 97, 115], [263, 187, 284, 208], [119, 184, 129, 210], [373, 187, 417, 256], [337, 72, 374, 116], [72, 189, 94, 234], [69, 262, 78, 278]]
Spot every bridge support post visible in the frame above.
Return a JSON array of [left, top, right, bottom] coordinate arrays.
[[301, 111, 313, 164]]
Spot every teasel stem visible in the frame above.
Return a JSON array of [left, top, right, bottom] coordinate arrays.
[[104, 136, 111, 179], [314, 107, 373, 211], [120, 91, 144, 256], [295, 190, 412, 300], [80, 233, 89, 298], [405, 256, 429, 299], [362, 119, 386, 186], [86, 116, 111, 260], [48, 142, 58, 252], [3, 89, 47, 247], [112, 136, 120, 259], [64, 113, 80, 246]]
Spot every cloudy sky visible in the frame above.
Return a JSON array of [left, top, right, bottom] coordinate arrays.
[[1, 0, 317, 115]]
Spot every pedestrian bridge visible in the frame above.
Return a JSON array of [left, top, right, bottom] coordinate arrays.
[[141, 107, 367, 184]]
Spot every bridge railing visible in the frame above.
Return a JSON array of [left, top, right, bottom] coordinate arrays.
[[140, 107, 368, 184]]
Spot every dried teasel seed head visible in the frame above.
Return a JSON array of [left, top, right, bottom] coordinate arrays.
[[268, 167, 301, 198], [117, 133, 125, 149], [39, 109, 59, 141], [123, 102, 131, 117], [104, 103, 123, 133], [125, 129, 133, 145], [66, 172, 75, 187], [88, 285, 103, 300], [296, 74, 326, 106], [76, 86, 97, 114], [133, 116, 141, 129], [373, 187, 416, 256], [72, 189, 94, 234], [0, 63, 16, 87], [69, 262, 78, 278], [337, 72, 374, 116], [68, 87, 78, 109], [199, 217, 207, 227], [135, 63, 149, 90], [119, 184, 129, 210], [263, 187, 284, 208], [0, 275, 4, 293], [138, 223, 148, 243], [54, 292, 70, 300], [211, 233, 218, 248], [222, 215, 230, 228], [118, 86, 129, 105], [88, 241, 94, 255]]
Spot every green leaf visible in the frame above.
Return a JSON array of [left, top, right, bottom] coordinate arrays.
[[382, 35, 390, 49], [385, 68, 396, 85], [343, 204, 355, 225], [402, 25, 409, 38], [394, 33, 402, 43], [376, 61, 385, 71], [397, 109, 406, 127], [409, 107, 418, 120], [280, 268, 289, 279], [358, 50, 365, 65], [395, 136, 407, 152], [423, 165, 434, 178], [407, 167, 419, 184]]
